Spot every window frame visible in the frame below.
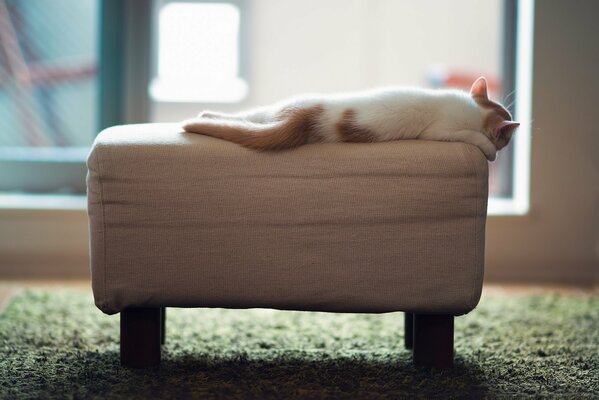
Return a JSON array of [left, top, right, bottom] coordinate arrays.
[[0, 0, 151, 198], [0, 0, 100, 195], [487, 0, 533, 215]]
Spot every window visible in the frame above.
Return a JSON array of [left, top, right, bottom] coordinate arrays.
[[151, 1, 248, 103], [0, 0, 98, 197], [498, 0, 534, 215]]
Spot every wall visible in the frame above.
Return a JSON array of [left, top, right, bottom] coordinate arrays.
[[485, 0, 599, 284], [0, 208, 89, 278]]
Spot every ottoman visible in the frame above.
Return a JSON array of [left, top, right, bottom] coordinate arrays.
[[86, 123, 488, 369]]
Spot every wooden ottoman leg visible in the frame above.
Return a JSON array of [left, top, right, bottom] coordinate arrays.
[[121, 308, 161, 368], [404, 312, 414, 349], [413, 314, 454, 369], [160, 307, 166, 345]]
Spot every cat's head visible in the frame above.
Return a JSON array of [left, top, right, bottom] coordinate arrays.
[[470, 77, 520, 151]]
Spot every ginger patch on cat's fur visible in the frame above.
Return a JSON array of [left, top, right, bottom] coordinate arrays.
[[184, 105, 325, 151], [337, 109, 376, 143], [266, 105, 325, 149]]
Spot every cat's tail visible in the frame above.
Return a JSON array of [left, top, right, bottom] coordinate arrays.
[[182, 105, 324, 151]]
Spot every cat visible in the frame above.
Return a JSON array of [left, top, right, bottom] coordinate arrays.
[[182, 77, 519, 161]]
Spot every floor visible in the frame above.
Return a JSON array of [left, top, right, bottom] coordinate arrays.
[[0, 279, 90, 312], [1, 279, 597, 313]]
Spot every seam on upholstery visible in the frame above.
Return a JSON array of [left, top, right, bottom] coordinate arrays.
[[463, 144, 481, 311], [94, 145, 109, 312]]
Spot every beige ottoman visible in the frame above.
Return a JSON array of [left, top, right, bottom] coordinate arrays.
[[86, 123, 488, 369]]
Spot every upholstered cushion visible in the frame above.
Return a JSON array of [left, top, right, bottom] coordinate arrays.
[[87, 123, 488, 315]]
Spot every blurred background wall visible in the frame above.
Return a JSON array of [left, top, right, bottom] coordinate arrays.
[[485, 0, 599, 284]]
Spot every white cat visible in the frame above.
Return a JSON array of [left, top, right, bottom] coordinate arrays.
[[182, 77, 519, 161]]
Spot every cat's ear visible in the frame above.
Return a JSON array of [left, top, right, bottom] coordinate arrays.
[[494, 120, 520, 139], [470, 77, 488, 99]]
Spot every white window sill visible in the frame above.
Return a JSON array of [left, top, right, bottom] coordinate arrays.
[[0, 194, 87, 211], [150, 77, 248, 103], [488, 197, 529, 216]]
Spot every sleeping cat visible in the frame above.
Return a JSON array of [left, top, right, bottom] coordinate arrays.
[[182, 77, 519, 161]]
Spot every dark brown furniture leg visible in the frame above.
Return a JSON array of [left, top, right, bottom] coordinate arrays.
[[404, 312, 413, 349], [160, 307, 166, 345], [413, 314, 454, 369], [121, 308, 161, 368]]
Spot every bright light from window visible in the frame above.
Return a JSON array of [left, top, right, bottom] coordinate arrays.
[[150, 2, 248, 103]]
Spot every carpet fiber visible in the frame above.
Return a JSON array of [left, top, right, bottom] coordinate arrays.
[[1, 291, 597, 399]]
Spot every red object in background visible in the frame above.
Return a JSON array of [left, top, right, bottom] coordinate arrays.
[[427, 68, 501, 95], [444, 73, 500, 93]]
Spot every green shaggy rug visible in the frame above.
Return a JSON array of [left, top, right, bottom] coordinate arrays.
[[0, 291, 597, 399]]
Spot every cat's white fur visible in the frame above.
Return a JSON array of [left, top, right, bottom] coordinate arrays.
[[183, 77, 518, 161]]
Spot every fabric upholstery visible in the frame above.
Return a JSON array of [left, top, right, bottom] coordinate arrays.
[[87, 123, 488, 315]]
